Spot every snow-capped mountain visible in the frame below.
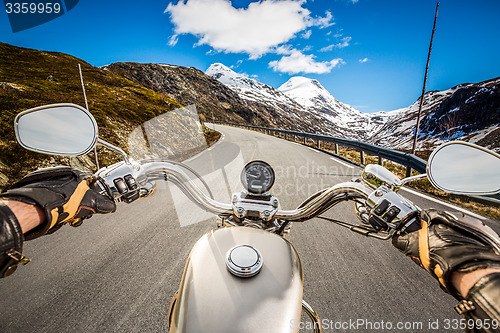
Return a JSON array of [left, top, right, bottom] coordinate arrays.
[[370, 77, 500, 151], [206, 64, 378, 139], [369, 88, 457, 149], [206, 62, 499, 151], [206, 63, 305, 112], [278, 76, 388, 136]]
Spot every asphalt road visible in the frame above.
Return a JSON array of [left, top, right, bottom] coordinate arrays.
[[1, 124, 496, 332]]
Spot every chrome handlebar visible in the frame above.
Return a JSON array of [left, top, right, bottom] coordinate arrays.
[[139, 161, 234, 215], [97, 159, 374, 222], [274, 182, 373, 221]]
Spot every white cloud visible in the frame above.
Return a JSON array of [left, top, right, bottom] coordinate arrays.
[[310, 10, 334, 29], [319, 44, 334, 52], [274, 44, 295, 55], [359, 57, 369, 63], [302, 30, 312, 39], [269, 50, 344, 74], [319, 36, 351, 52], [336, 36, 351, 48], [168, 34, 178, 46], [165, 0, 335, 58], [230, 59, 244, 69], [166, 0, 314, 58]]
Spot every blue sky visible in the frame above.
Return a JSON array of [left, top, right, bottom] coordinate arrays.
[[1, 0, 499, 113]]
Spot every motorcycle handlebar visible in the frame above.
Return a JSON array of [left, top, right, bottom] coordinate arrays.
[[274, 182, 373, 221], [136, 160, 373, 222], [139, 161, 234, 215]]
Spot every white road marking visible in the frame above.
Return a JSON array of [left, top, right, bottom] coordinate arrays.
[[400, 187, 486, 220], [308, 147, 319, 153], [330, 157, 354, 169]]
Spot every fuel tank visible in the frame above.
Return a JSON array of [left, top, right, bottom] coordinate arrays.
[[168, 226, 303, 333]]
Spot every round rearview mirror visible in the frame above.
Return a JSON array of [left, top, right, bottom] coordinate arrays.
[[427, 141, 500, 195], [14, 103, 98, 156]]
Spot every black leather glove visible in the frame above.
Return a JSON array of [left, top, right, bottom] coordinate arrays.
[[0, 166, 116, 240], [0, 202, 25, 278], [392, 209, 500, 299]]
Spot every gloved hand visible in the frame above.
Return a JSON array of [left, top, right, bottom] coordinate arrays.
[[0, 166, 116, 240], [392, 209, 500, 299]]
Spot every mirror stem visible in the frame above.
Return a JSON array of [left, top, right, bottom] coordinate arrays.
[[97, 138, 130, 164], [401, 173, 427, 186]]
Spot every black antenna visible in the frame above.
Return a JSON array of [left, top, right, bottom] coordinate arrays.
[[78, 64, 100, 170], [407, 2, 439, 177]]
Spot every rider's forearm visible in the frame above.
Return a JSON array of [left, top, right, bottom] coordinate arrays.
[[1, 200, 44, 233], [452, 268, 500, 297], [451, 271, 500, 332]]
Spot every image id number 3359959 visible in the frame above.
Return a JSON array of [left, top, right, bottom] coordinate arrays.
[[5, 2, 61, 14]]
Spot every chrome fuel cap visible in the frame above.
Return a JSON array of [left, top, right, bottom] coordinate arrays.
[[225, 245, 263, 278]]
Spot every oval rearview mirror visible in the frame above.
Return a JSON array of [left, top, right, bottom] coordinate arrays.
[[427, 141, 500, 195], [14, 103, 98, 156]]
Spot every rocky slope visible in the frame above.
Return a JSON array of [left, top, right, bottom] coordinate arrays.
[[102, 62, 261, 125], [106, 62, 356, 136], [370, 78, 500, 152]]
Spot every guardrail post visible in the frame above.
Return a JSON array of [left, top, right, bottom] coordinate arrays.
[[405, 166, 412, 177], [303, 136, 306, 144], [334, 144, 338, 155], [360, 151, 366, 165], [378, 156, 383, 166], [317, 139, 320, 148]]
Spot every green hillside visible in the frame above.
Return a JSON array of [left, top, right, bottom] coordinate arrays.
[[0, 42, 210, 190]]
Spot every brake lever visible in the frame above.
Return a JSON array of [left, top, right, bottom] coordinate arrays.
[[316, 215, 395, 240]]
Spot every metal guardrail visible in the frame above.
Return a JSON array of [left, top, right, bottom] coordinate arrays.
[[214, 121, 427, 173], [213, 121, 500, 208]]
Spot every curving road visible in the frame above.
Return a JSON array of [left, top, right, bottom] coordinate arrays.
[[1, 124, 496, 332]]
